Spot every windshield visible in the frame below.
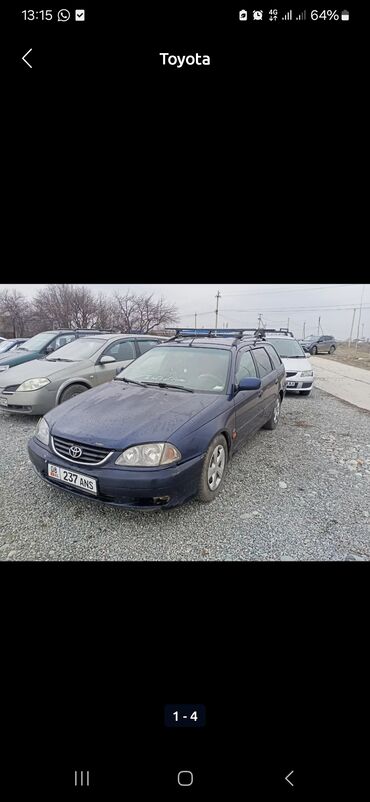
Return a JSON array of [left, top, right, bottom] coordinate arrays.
[[267, 338, 305, 358], [117, 346, 231, 393], [46, 338, 105, 362], [19, 331, 59, 351], [303, 335, 317, 341]]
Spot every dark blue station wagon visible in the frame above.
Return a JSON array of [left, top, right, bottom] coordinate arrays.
[[28, 329, 286, 509]]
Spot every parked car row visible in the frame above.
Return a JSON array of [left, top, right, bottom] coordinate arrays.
[[1, 327, 314, 510]]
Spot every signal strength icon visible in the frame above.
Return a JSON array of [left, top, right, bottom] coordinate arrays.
[[282, 9, 293, 20], [296, 10, 307, 20]]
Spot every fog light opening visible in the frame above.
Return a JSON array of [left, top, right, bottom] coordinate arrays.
[[153, 496, 170, 506]]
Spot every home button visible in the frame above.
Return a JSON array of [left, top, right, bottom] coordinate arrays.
[[178, 770, 194, 787]]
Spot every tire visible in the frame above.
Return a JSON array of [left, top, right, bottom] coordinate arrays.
[[329, 346, 335, 354], [58, 383, 88, 405], [311, 346, 318, 355], [198, 434, 228, 503], [263, 395, 281, 430]]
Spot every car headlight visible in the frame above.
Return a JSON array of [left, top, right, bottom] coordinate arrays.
[[115, 442, 181, 467], [35, 417, 50, 446], [300, 370, 313, 377], [17, 378, 51, 392], [0, 365, 10, 372]]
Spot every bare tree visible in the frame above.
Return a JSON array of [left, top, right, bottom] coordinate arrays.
[[0, 289, 30, 337], [113, 291, 178, 333], [32, 284, 101, 329]]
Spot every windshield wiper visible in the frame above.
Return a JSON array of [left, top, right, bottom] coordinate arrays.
[[116, 377, 148, 387], [47, 358, 74, 362], [16, 347, 29, 352], [145, 382, 194, 393]]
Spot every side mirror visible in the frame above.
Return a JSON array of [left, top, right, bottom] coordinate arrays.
[[45, 344, 55, 353], [237, 377, 262, 392], [99, 355, 116, 365]]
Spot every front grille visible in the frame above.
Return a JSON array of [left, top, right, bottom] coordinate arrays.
[[52, 436, 113, 465], [3, 385, 20, 394]]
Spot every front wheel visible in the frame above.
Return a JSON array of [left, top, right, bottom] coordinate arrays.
[[263, 396, 281, 430], [198, 434, 228, 503], [58, 383, 88, 405], [311, 346, 318, 355]]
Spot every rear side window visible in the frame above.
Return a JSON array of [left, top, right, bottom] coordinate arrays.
[[253, 347, 273, 378], [137, 340, 159, 355], [264, 344, 282, 370]]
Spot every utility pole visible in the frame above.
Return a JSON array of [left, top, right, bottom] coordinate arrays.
[[302, 321, 306, 339], [317, 316, 321, 335], [355, 284, 366, 351], [348, 308, 356, 348], [361, 323, 364, 340], [287, 317, 290, 331], [215, 290, 221, 331], [258, 313, 263, 329], [194, 313, 197, 330]]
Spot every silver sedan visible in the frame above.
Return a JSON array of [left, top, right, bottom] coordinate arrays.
[[0, 334, 164, 415]]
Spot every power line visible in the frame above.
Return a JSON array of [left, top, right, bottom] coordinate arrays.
[[221, 284, 362, 298], [220, 304, 370, 313]]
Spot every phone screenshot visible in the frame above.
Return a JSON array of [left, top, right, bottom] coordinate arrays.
[[7, 3, 367, 800]]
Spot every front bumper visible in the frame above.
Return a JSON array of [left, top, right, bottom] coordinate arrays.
[[0, 387, 55, 415], [285, 377, 314, 393], [28, 436, 205, 510]]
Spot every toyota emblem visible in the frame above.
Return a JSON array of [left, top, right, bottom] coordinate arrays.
[[69, 445, 83, 459]]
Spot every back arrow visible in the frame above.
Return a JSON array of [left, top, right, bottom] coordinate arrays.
[[22, 48, 32, 68], [285, 770, 294, 787]]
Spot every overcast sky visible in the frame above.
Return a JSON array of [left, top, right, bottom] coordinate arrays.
[[1, 283, 369, 340]]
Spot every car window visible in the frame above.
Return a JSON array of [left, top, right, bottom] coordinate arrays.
[[137, 340, 160, 355], [264, 344, 282, 369], [103, 340, 136, 361], [53, 334, 76, 349], [235, 349, 257, 385], [267, 337, 305, 358], [46, 337, 105, 361], [253, 347, 273, 378]]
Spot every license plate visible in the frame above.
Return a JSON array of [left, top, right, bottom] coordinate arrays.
[[286, 381, 297, 387], [48, 463, 97, 495], [0, 396, 8, 407]]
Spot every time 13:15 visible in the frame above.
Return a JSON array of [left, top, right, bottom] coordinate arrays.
[[22, 10, 53, 20]]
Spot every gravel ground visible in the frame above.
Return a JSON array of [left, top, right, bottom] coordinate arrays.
[[1, 388, 370, 561]]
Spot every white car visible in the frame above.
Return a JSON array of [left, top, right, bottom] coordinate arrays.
[[264, 331, 314, 396]]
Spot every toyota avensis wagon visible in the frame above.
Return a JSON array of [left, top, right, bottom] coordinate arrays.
[[28, 329, 286, 510]]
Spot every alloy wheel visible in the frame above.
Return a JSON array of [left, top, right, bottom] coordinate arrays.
[[207, 445, 226, 491]]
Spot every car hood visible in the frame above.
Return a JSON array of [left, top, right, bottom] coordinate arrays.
[[46, 381, 221, 449], [282, 356, 313, 372], [0, 358, 83, 385]]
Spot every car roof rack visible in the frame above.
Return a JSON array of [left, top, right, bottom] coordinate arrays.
[[252, 327, 295, 338], [165, 328, 248, 340]]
